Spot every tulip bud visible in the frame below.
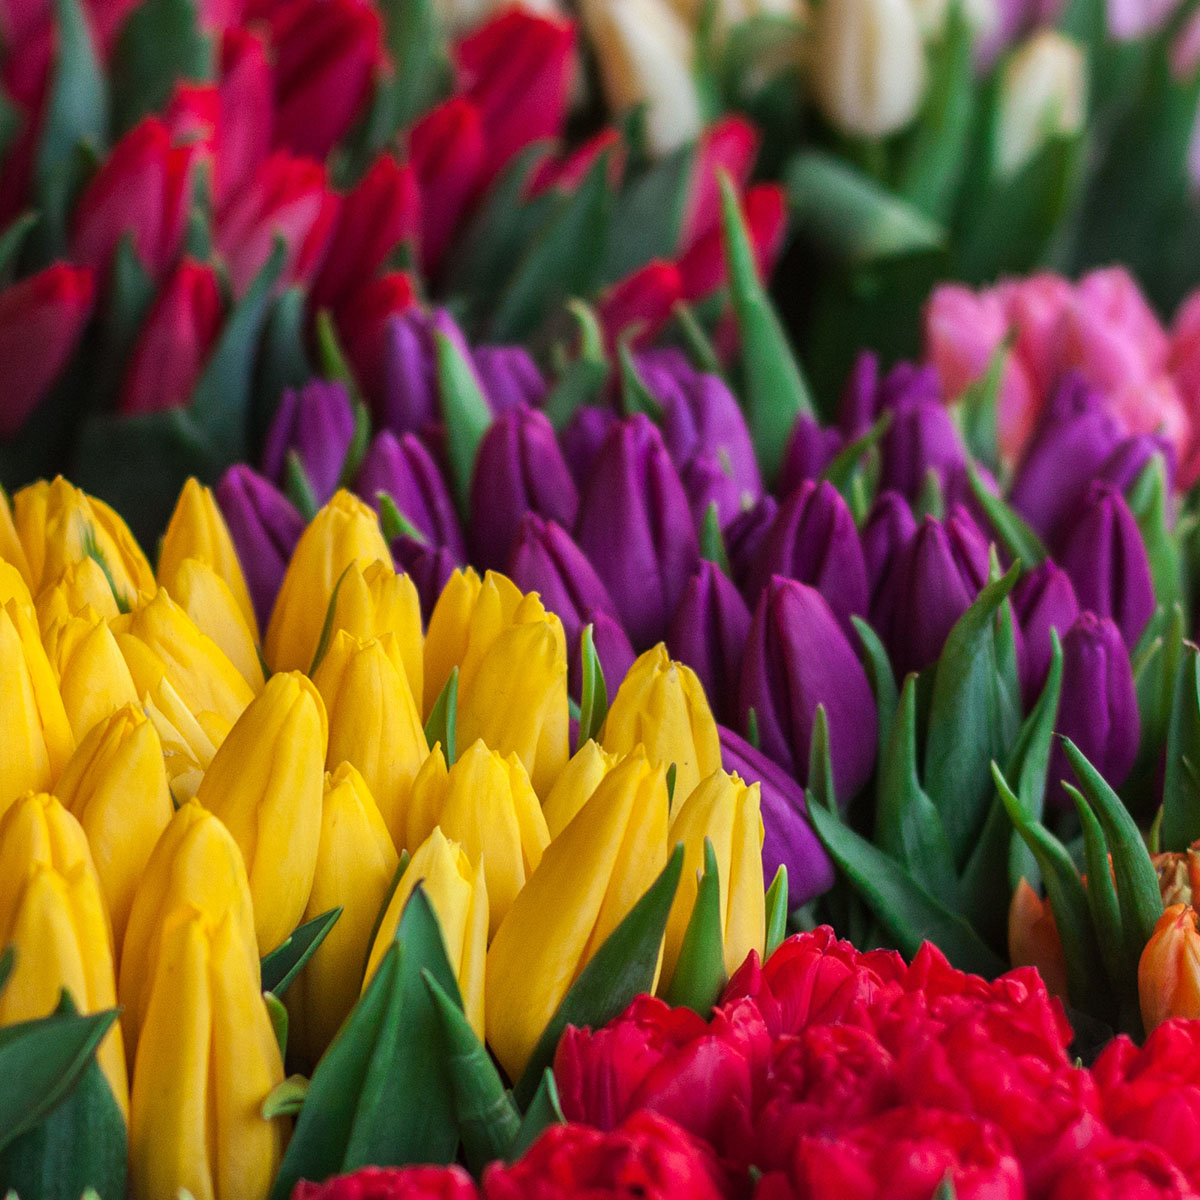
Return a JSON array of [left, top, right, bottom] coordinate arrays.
[[42, 607, 140, 740], [142, 677, 231, 804], [1008, 877, 1068, 1001], [778, 417, 845, 495], [263, 380, 357, 508], [861, 490, 917, 604], [577, 415, 701, 647], [597, 261, 684, 350], [0, 486, 31, 586], [288, 763, 400, 1063], [337, 273, 420, 404], [312, 631, 428, 847], [265, 489, 392, 673], [423, 566, 486, 714], [486, 750, 669, 1080], [1139, 904, 1200, 1033], [35, 557, 116, 631], [878, 394, 967, 502], [996, 30, 1085, 179], [739, 578, 877, 798], [196, 671, 328, 951], [473, 346, 548, 414], [129, 905, 286, 1200], [602, 645, 722, 805], [677, 183, 787, 302], [160, 477, 258, 637], [725, 496, 778, 589], [811, 0, 926, 138], [543, 740, 623, 839], [470, 406, 579, 569], [1013, 561, 1080, 707], [662, 769, 765, 988], [367, 826, 488, 1038], [0, 792, 128, 1115]]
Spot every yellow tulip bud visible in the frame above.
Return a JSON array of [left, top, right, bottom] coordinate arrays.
[[0, 559, 34, 614], [601, 645, 721, 805], [0, 486, 32, 584], [196, 671, 328, 951], [42, 608, 140, 741], [329, 560, 424, 705], [119, 800, 259, 1056], [0, 792, 127, 1116], [486, 750, 668, 1080], [55, 705, 173, 955], [264, 490, 392, 673], [312, 630, 428, 846], [129, 904, 286, 1200], [113, 587, 255, 728], [159, 478, 258, 637], [141, 675, 231, 803], [996, 30, 1085, 179], [0, 599, 75, 813], [543, 740, 622, 839], [1139, 903, 1200, 1033], [164, 557, 265, 692], [287, 763, 400, 1064], [422, 567, 485, 715], [36, 556, 119, 630], [661, 770, 765, 988], [404, 741, 449, 851], [367, 826, 488, 1040]]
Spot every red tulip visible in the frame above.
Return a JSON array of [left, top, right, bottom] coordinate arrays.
[[597, 260, 683, 349], [678, 182, 787, 301]]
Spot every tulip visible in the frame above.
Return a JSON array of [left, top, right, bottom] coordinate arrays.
[[0, 792, 128, 1115], [423, 566, 485, 714], [562, 405, 620, 489], [1140, 904, 1200, 1033], [1008, 877, 1068, 1001], [486, 750, 669, 1080], [367, 826, 488, 1039], [1013, 561, 1080, 708], [0, 486, 31, 585], [666, 560, 752, 727], [662, 769, 765, 988], [141, 677, 231, 803], [473, 346, 548, 415], [739, 578, 877, 798], [120, 258, 223, 416], [469, 406, 579, 568], [543, 740, 623, 839], [35, 558, 116, 630], [196, 671, 328, 951], [265, 489, 392, 673], [204, 29, 273, 209], [878, 393, 967, 503], [597, 260, 685, 348], [577, 415, 701, 647], [678, 115, 760, 252], [725, 496, 779, 589], [262, 380, 357, 508], [677, 183, 787, 302], [811, 0, 926, 138], [682, 453, 748, 534], [778, 417, 844, 495], [128, 904, 286, 1200], [288, 762, 400, 1064], [42, 607, 140, 740], [215, 465, 307, 631], [119, 800, 259, 1052], [602, 644, 722, 805], [0, 264, 95, 438], [336, 273, 419, 404], [159, 477, 258, 637], [744, 480, 868, 635], [861, 489, 917, 604]]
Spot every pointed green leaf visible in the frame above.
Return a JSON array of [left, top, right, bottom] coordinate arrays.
[[261, 907, 343, 997], [315, 309, 364, 406], [1126, 454, 1181, 615], [265, 992, 288, 1057], [263, 1075, 310, 1120], [254, 286, 312, 450], [1163, 642, 1200, 850], [424, 667, 458, 763], [822, 410, 892, 492], [339, 402, 372, 489], [577, 625, 609, 751], [603, 143, 695, 283], [510, 1070, 565, 1162], [308, 563, 355, 676], [664, 839, 727, 1016], [0, 213, 37, 281], [284, 451, 320, 523], [378, 492, 429, 546], [543, 301, 610, 431], [617, 337, 663, 420], [965, 460, 1046, 569], [435, 332, 494, 511], [671, 300, 723, 377], [955, 340, 1008, 475], [852, 616, 899, 749], [764, 865, 788, 958], [807, 704, 837, 814]]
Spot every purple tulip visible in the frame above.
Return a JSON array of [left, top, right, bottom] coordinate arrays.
[[681, 452, 744, 531], [588, 610, 637, 697], [777, 416, 844, 496], [215, 465, 306, 629], [393, 537, 461, 623], [1047, 612, 1140, 806], [469, 405, 578, 568], [1013, 560, 1081, 709], [472, 345, 547, 414], [355, 430, 467, 561], [878, 395, 967, 502], [666, 560, 752, 725], [1099, 435, 1175, 496], [576, 414, 700, 648], [738, 576, 878, 798], [870, 507, 991, 678], [725, 495, 778, 588], [719, 724, 836, 907], [261, 380, 356, 505], [744, 480, 868, 635], [561, 405, 618, 489], [861, 490, 917, 604], [837, 351, 881, 438], [1057, 482, 1156, 649]]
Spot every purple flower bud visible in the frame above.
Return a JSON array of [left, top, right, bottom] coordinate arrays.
[[745, 480, 868, 636], [777, 416, 844, 497], [473, 345, 547, 415], [1099, 435, 1175, 496], [393, 537, 461, 624], [377, 307, 478, 436], [681, 453, 744, 531], [469, 405, 578, 568], [262, 380, 356, 505], [1013, 561, 1080, 709], [719, 724, 836, 907], [1047, 612, 1140, 807], [725, 496, 778, 589], [837, 351, 880, 438], [738, 577, 878, 798], [589, 609, 637, 698], [561, 405, 617, 489], [870, 507, 991, 677], [667, 560, 752, 725], [576, 414, 700, 647], [861, 490, 917, 604], [355, 429, 466, 561], [878, 395, 967, 502], [215, 465, 306, 630], [877, 361, 942, 411], [1057, 482, 1155, 649]]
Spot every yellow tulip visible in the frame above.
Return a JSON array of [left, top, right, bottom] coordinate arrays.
[[1140, 903, 1200, 1033], [287, 763, 400, 1064], [0, 792, 127, 1116], [601, 645, 721, 806], [542, 740, 621, 839], [35, 556, 119, 630], [366, 826, 488, 1040], [486, 750, 668, 1080], [129, 904, 286, 1200], [42, 608, 140, 741], [159, 478, 258, 637], [55, 704, 173, 955], [141, 675, 231, 803], [0, 485, 32, 584], [422, 567, 484, 716], [119, 800, 258, 1056], [264, 489, 392, 672], [196, 671, 328, 951], [661, 769, 765, 989], [0, 558, 34, 614], [312, 630, 428, 846]]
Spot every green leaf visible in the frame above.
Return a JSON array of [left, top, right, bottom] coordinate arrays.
[[339, 401, 372, 490], [617, 337, 663, 420], [542, 301, 610, 431], [261, 907, 343, 997], [806, 704, 837, 815], [719, 173, 812, 482], [1127, 453, 1183, 617], [284, 451, 320, 523], [965, 461, 1047, 569], [663, 839, 727, 1016], [378, 493, 429, 546], [307, 563, 355, 676], [852, 616, 899, 749], [603, 144, 695, 283], [665, 763, 678, 808], [764, 865, 788, 958], [513, 845, 685, 1107], [254, 287, 313, 453], [671, 300, 723, 377], [0, 212, 37, 281], [424, 667, 458, 764], [577, 625, 609, 751], [434, 331, 494, 512], [510, 1070, 565, 1162], [265, 992, 288, 1057], [956, 342, 1009, 475], [263, 1075, 310, 1120], [1163, 642, 1200, 850], [315, 309, 364, 407], [698, 502, 731, 574], [821, 410, 891, 494]]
